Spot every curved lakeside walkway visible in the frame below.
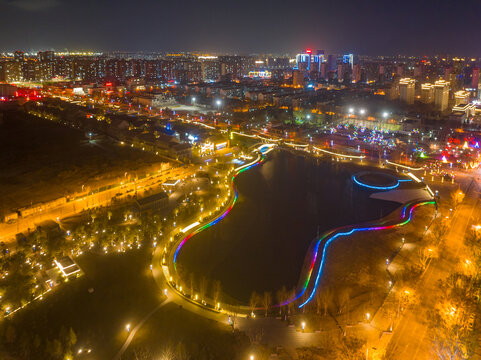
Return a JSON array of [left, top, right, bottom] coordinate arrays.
[[160, 144, 436, 315], [293, 199, 435, 309]]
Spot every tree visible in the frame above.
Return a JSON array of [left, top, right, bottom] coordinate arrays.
[[5, 324, 16, 344], [175, 341, 189, 360], [213, 280, 221, 308], [47, 339, 63, 360], [320, 288, 332, 317], [276, 286, 287, 315], [450, 190, 465, 210], [133, 347, 155, 360], [189, 273, 195, 298], [431, 218, 448, 244], [249, 291, 259, 316], [338, 288, 351, 315], [339, 288, 351, 325], [287, 287, 296, 316], [262, 292, 271, 317], [200, 276, 208, 302], [61, 327, 76, 353], [315, 290, 323, 315], [419, 247, 438, 270]]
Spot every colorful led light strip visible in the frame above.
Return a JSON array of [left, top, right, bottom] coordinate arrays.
[[296, 200, 435, 308], [352, 175, 411, 190], [173, 148, 270, 269]]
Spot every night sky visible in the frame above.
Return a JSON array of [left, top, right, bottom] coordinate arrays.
[[1, 0, 480, 55]]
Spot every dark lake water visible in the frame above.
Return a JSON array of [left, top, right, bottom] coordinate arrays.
[[177, 150, 399, 303]]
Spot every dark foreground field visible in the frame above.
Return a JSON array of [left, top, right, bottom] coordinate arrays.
[[0, 249, 249, 359], [0, 109, 159, 210]]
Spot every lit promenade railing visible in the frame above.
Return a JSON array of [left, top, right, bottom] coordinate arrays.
[[385, 160, 423, 171]]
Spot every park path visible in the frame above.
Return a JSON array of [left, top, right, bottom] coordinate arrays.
[[113, 297, 171, 360]]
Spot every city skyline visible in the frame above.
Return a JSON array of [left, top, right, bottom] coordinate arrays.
[[2, 0, 481, 55]]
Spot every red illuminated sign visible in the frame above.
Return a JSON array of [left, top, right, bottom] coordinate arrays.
[[306, 48, 312, 54]]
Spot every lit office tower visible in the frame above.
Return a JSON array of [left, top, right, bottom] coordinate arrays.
[[343, 54, 354, 69], [396, 64, 404, 77], [454, 90, 469, 105], [434, 80, 450, 111], [316, 50, 325, 64], [472, 67, 479, 89], [352, 63, 361, 83], [38, 51, 55, 61], [295, 49, 323, 73], [266, 57, 290, 69], [292, 70, 304, 87], [295, 49, 312, 71], [414, 64, 423, 77], [199, 56, 220, 81], [399, 78, 415, 104], [421, 83, 434, 103], [444, 66, 454, 81], [338, 63, 349, 83], [327, 54, 336, 71], [14, 50, 25, 62], [218, 55, 254, 79], [378, 65, 386, 82], [320, 62, 327, 79]]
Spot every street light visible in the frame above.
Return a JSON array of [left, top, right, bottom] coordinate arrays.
[[366, 313, 370, 321], [301, 321, 306, 332], [383, 112, 389, 118], [126, 324, 131, 332]]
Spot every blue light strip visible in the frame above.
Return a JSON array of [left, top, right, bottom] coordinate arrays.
[[352, 175, 411, 190]]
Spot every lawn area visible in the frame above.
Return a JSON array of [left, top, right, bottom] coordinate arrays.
[[0, 247, 251, 359], [124, 302, 250, 360], [0, 249, 160, 359]]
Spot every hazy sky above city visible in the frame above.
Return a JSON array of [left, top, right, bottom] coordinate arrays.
[[1, 0, 480, 55]]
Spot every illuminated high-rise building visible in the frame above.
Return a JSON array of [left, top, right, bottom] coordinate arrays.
[[434, 79, 450, 111], [444, 66, 454, 81], [343, 54, 353, 69], [295, 49, 324, 73], [198, 57, 220, 81], [320, 62, 328, 79], [14, 51, 25, 63], [292, 70, 304, 87], [396, 64, 404, 77], [421, 83, 434, 104], [454, 90, 469, 105], [399, 78, 415, 104], [472, 67, 479, 89], [38, 51, 55, 61], [327, 54, 336, 72], [295, 49, 311, 71], [413, 64, 423, 77], [352, 63, 361, 83]]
